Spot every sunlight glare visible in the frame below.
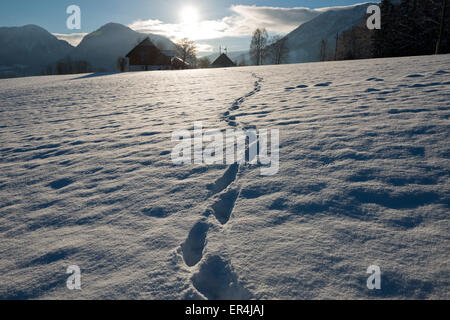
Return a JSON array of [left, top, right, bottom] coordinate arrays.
[[180, 6, 199, 25]]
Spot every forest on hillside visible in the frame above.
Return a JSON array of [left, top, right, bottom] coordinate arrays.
[[335, 0, 449, 61]]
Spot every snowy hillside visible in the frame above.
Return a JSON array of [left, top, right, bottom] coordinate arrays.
[[71, 23, 177, 72], [283, 2, 375, 63], [0, 25, 73, 78], [0, 54, 449, 299]]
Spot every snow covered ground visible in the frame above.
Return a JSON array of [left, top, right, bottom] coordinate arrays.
[[0, 54, 449, 299]]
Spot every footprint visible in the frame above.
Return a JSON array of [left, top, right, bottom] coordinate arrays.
[[409, 82, 441, 88], [207, 163, 239, 195], [141, 207, 167, 218], [366, 78, 384, 82], [211, 188, 239, 225], [48, 178, 73, 190], [434, 70, 449, 76], [182, 221, 209, 267], [192, 255, 252, 300], [406, 74, 424, 78], [314, 82, 332, 87], [138, 131, 160, 137]]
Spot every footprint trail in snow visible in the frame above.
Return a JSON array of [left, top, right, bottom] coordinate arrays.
[[180, 73, 264, 299]]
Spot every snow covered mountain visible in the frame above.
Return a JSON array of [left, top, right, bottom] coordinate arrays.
[[0, 25, 73, 78], [283, 2, 375, 63], [71, 23, 177, 72], [209, 3, 376, 66]]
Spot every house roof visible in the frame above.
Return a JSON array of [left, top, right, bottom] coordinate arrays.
[[126, 37, 158, 58], [211, 53, 236, 68]]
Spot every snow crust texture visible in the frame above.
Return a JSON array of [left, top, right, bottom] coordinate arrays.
[[0, 54, 449, 299]]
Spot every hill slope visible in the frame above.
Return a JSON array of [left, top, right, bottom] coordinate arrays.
[[283, 3, 375, 63], [71, 23, 177, 71], [0, 23, 177, 77], [0, 25, 73, 78]]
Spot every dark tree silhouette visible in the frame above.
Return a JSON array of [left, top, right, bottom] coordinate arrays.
[[198, 57, 211, 68], [268, 36, 289, 65], [250, 28, 268, 65], [436, 0, 448, 54], [176, 38, 197, 68]]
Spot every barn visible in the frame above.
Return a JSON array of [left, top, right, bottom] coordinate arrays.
[[126, 37, 173, 71], [211, 53, 236, 68]]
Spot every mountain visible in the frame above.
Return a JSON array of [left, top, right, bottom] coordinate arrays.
[[71, 23, 177, 72], [282, 3, 375, 63], [0, 25, 73, 78], [0, 23, 177, 77], [210, 3, 376, 67]]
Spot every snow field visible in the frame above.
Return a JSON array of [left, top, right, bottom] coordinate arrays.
[[0, 54, 449, 299]]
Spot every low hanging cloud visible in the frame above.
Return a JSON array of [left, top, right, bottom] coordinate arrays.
[[53, 33, 87, 46], [127, 19, 231, 42], [128, 4, 331, 41], [229, 5, 321, 33]]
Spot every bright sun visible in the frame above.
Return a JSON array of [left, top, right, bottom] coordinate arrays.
[[180, 6, 199, 24]]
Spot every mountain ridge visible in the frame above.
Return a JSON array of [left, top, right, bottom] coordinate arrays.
[[0, 23, 177, 77], [282, 2, 376, 63]]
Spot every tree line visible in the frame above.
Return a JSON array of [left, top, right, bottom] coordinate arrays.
[[249, 28, 289, 65], [248, 0, 448, 65], [330, 0, 449, 61], [43, 57, 94, 75]]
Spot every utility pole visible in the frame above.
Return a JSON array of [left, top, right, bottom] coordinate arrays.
[[436, 0, 447, 54], [334, 33, 339, 60]]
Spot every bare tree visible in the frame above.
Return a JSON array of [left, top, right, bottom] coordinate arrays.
[[334, 33, 339, 60], [250, 28, 268, 65], [45, 64, 53, 75], [238, 56, 248, 66], [198, 57, 211, 68], [269, 35, 289, 64], [117, 57, 127, 72], [319, 39, 328, 61], [436, 0, 448, 54], [73, 60, 92, 74], [176, 38, 197, 68]]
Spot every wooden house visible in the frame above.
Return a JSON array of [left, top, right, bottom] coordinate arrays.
[[126, 37, 173, 71], [211, 53, 236, 68]]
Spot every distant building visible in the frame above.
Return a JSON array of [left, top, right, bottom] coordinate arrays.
[[210, 53, 236, 68], [171, 57, 190, 70], [125, 37, 188, 71]]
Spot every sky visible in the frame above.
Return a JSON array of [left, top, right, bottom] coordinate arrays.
[[0, 0, 377, 55]]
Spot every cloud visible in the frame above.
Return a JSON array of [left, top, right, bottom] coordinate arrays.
[[54, 3, 373, 48], [128, 19, 230, 41], [53, 33, 87, 46], [196, 43, 214, 53], [229, 5, 321, 34], [127, 4, 331, 41]]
